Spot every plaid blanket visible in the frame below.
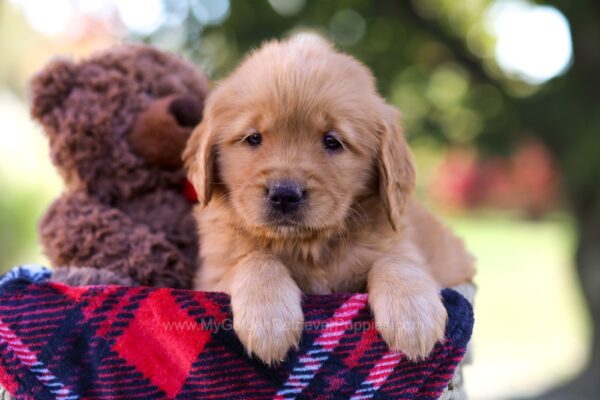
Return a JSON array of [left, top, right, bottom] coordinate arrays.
[[0, 266, 473, 400]]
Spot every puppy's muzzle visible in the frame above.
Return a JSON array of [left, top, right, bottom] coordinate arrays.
[[267, 180, 306, 215]]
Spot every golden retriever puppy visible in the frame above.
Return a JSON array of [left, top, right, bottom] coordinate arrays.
[[184, 34, 475, 364]]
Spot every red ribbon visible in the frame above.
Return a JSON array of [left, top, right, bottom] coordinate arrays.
[[183, 179, 198, 203]]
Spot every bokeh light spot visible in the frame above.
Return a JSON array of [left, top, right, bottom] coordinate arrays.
[[426, 65, 469, 110], [152, 24, 188, 52], [329, 9, 366, 46], [11, 0, 74, 36], [162, 0, 190, 27], [191, 0, 231, 26], [116, 0, 164, 35], [488, 0, 573, 84], [440, 107, 483, 143], [78, 0, 113, 15], [268, 0, 305, 17]]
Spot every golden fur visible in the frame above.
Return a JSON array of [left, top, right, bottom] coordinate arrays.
[[184, 34, 476, 364]]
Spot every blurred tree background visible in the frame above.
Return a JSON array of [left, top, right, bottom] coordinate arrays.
[[1, 0, 598, 398]]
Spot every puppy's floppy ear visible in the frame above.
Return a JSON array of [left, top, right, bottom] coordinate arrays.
[[376, 105, 416, 231], [183, 119, 216, 206]]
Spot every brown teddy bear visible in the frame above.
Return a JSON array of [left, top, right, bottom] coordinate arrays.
[[30, 45, 209, 288]]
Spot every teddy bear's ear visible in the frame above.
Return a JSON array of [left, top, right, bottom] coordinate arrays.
[[29, 58, 77, 133]]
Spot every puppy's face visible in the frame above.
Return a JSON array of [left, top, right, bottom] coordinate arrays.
[[185, 36, 415, 239]]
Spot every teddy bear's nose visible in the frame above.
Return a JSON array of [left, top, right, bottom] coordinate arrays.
[[168, 95, 203, 128]]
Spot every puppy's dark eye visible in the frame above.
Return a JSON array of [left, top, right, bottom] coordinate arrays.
[[323, 132, 343, 152], [244, 133, 262, 147]]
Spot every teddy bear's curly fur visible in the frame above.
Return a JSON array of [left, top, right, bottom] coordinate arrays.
[[30, 45, 209, 288]]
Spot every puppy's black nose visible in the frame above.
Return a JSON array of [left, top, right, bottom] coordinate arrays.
[[268, 181, 305, 214]]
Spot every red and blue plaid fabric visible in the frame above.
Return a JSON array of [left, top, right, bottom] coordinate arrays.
[[0, 267, 473, 399]]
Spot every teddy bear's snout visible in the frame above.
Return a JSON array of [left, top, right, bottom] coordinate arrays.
[[129, 94, 204, 168]]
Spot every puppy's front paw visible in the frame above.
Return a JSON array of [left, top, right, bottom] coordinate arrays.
[[231, 293, 304, 365], [371, 291, 447, 361]]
